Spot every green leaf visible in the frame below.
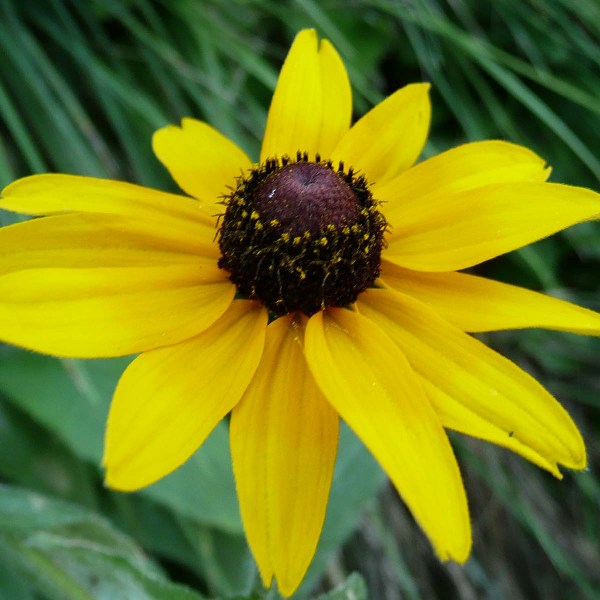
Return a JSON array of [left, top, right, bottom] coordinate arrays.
[[0, 350, 126, 462], [111, 495, 253, 597], [0, 397, 98, 507], [0, 349, 242, 533], [176, 521, 254, 597], [314, 573, 367, 600], [0, 544, 35, 600], [143, 424, 242, 534], [0, 484, 207, 600]]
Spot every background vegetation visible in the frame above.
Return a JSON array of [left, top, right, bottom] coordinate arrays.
[[0, 0, 599, 598]]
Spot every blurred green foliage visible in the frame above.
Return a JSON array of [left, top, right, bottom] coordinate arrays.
[[0, 0, 599, 598]]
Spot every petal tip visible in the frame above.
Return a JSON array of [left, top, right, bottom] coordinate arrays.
[[558, 417, 587, 471], [1, 181, 12, 198], [103, 466, 135, 493], [1, 174, 39, 200], [437, 532, 472, 565], [151, 124, 178, 150], [567, 447, 587, 471], [408, 81, 432, 96], [277, 576, 302, 598], [104, 461, 158, 492], [290, 28, 318, 54], [257, 567, 274, 595], [296, 27, 317, 40]]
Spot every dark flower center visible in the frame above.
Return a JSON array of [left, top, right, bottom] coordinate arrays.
[[253, 162, 359, 236], [218, 153, 387, 317]]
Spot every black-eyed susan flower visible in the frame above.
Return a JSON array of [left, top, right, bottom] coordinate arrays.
[[1, 28, 600, 597]]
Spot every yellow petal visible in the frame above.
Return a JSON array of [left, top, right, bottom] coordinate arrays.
[[104, 300, 267, 491], [230, 315, 339, 596], [314, 39, 352, 158], [260, 29, 352, 162], [357, 289, 586, 475], [152, 118, 252, 206], [305, 308, 470, 563], [0, 266, 234, 357], [1, 173, 216, 228], [384, 182, 600, 271], [331, 83, 431, 185], [0, 212, 219, 277], [376, 140, 551, 225], [380, 260, 600, 335]]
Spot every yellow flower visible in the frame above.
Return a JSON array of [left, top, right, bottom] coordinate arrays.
[[1, 28, 600, 596]]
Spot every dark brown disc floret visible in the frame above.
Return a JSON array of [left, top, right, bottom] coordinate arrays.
[[218, 153, 387, 317]]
